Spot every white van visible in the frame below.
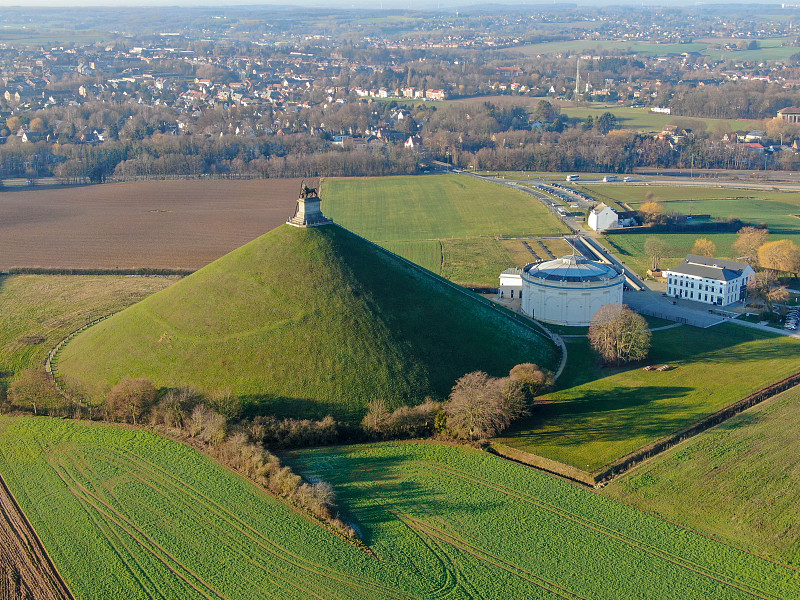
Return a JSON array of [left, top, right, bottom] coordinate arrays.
[[565, 174, 580, 181], [603, 175, 618, 182]]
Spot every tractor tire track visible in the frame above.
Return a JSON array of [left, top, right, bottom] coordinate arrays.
[[423, 460, 790, 600]]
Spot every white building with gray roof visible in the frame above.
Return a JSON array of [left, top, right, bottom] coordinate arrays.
[[664, 254, 755, 306]]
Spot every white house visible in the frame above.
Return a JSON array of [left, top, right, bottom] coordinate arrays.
[[588, 203, 619, 231], [664, 254, 755, 306]]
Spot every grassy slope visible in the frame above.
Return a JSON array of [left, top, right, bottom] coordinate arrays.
[[603, 387, 800, 566], [57, 224, 556, 419], [0, 274, 175, 385], [496, 323, 800, 470], [3, 415, 797, 600], [323, 174, 569, 286]]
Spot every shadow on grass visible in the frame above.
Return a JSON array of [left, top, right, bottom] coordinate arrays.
[[508, 385, 694, 445], [554, 322, 791, 393], [291, 450, 501, 547], [240, 395, 355, 421]]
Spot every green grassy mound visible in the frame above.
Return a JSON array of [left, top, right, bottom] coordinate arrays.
[[58, 224, 556, 419]]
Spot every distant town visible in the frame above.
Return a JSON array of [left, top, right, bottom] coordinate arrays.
[[4, 5, 800, 180]]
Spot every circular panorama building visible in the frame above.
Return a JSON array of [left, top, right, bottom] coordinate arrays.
[[520, 255, 624, 326]]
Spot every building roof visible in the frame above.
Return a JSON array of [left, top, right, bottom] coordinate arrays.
[[778, 106, 800, 114], [591, 202, 617, 215], [524, 255, 621, 283], [666, 254, 751, 282]]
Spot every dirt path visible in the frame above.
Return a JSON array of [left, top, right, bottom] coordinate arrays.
[[0, 472, 75, 600]]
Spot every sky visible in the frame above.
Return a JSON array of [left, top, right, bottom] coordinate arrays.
[[3, 0, 777, 6]]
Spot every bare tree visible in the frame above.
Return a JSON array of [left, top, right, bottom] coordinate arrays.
[[732, 226, 768, 267], [444, 371, 527, 440], [106, 377, 157, 424], [588, 304, 652, 366], [508, 363, 552, 399], [747, 271, 790, 312], [8, 369, 59, 415], [644, 237, 670, 270], [692, 237, 716, 257]]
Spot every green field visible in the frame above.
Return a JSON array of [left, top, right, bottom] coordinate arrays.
[[582, 185, 800, 275], [323, 175, 569, 286], [602, 233, 741, 274], [513, 36, 796, 62], [57, 224, 557, 419], [559, 105, 759, 133], [4, 416, 799, 600], [290, 441, 800, 599], [0, 274, 175, 387], [604, 386, 800, 565], [0, 417, 406, 600], [496, 323, 800, 471]]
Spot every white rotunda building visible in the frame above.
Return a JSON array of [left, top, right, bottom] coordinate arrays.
[[499, 255, 624, 326]]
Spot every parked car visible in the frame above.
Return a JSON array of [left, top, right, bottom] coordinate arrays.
[[623, 176, 633, 182]]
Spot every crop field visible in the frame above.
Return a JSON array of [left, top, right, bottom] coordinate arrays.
[[289, 441, 800, 600], [0, 274, 175, 395], [323, 175, 569, 285], [602, 233, 741, 274], [4, 416, 797, 600], [496, 322, 800, 471], [0, 179, 300, 271], [604, 386, 800, 565], [0, 417, 415, 600], [0, 471, 74, 600]]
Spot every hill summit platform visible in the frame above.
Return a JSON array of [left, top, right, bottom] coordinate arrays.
[[287, 182, 333, 227]]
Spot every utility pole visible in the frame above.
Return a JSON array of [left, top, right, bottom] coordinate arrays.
[[575, 59, 580, 97]]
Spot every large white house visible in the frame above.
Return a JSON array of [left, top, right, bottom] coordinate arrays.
[[664, 254, 755, 306]]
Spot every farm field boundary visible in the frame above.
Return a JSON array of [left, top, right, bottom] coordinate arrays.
[[492, 370, 800, 487], [0, 472, 74, 600]]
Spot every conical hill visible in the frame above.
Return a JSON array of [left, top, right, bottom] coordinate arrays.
[[58, 224, 557, 420]]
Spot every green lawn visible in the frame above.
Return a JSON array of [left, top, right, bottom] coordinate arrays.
[[601, 233, 741, 275], [603, 386, 800, 566], [560, 105, 759, 133], [323, 175, 569, 286], [5, 417, 798, 600], [496, 323, 800, 471], [0, 274, 176, 389], [58, 225, 557, 420]]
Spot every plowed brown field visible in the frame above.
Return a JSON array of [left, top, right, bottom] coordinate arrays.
[[0, 473, 74, 600], [0, 179, 305, 270]]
